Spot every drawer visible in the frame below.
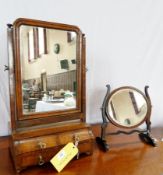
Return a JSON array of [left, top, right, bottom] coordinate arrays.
[[15, 140, 93, 170], [14, 128, 94, 155]]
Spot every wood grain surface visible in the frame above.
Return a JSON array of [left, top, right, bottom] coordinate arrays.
[[0, 124, 163, 175]]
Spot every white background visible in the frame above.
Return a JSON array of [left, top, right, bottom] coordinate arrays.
[[0, 0, 163, 136]]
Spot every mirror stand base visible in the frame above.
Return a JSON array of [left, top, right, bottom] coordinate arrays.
[[96, 137, 109, 152], [9, 123, 94, 173], [139, 132, 157, 147]]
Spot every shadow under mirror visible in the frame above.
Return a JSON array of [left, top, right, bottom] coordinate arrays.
[[20, 25, 77, 115]]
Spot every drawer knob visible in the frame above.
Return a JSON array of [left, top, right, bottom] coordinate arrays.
[[38, 155, 45, 166], [38, 142, 46, 149]]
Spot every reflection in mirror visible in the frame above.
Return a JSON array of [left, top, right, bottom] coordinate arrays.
[[20, 25, 77, 114], [108, 89, 148, 127]]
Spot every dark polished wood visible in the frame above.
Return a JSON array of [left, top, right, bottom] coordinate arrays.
[[98, 85, 155, 151], [0, 124, 163, 175]]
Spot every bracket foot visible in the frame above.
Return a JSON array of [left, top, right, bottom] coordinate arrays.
[[96, 137, 109, 152], [139, 133, 157, 147]]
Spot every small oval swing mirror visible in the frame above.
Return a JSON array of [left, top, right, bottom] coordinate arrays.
[[96, 85, 156, 152], [107, 87, 149, 128]]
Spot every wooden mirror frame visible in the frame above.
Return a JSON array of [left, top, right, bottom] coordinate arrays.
[[106, 86, 151, 129], [96, 84, 156, 152], [9, 18, 86, 129], [7, 19, 94, 173]]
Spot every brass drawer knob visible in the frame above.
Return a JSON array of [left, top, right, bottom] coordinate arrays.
[[38, 155, 45, 166], [38, 142, 46, 149]]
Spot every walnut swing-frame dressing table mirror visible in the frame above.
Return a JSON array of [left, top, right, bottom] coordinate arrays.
[[7, 18, 94, 173]]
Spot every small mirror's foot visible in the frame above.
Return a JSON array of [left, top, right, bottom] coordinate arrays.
[[139, 132, 157, 147], [96, 137, 109, 152]]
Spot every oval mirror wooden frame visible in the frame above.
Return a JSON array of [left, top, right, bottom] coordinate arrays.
[[105, 86, 151, 129], [96, 84, 156, 152]]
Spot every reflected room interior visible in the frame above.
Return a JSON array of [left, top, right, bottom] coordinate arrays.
[[20, 25, 77, 114]]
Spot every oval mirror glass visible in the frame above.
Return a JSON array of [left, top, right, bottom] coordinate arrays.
[[107, 88, 148, 127]]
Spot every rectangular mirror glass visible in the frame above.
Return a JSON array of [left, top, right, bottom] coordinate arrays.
[[20, 25, 77, 114]]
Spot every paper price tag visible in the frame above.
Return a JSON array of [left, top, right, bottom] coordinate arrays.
[[50, 142, 78, 172]]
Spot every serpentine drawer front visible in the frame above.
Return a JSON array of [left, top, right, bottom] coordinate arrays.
[[10, 127, 94, 171], [14, 129, 93, 155]]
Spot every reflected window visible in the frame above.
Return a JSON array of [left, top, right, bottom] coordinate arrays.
[[129, 92, 139, 114], [28, 29, 35, 62], [38, 28, 47, 56], [28, 27, 47, 62]]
